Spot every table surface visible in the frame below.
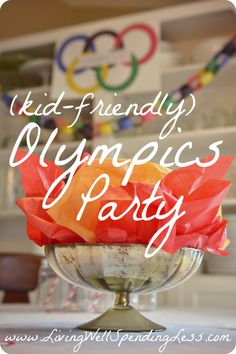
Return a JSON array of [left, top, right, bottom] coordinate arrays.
[[0, 306, 235, 354]]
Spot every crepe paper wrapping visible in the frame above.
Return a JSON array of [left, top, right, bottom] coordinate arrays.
[[16, 148, 234, 255], [16, 150, 84, 246]]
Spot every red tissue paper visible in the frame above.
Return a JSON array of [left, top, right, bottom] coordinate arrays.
[[15, 150, 84, 246], [15, 149, 234, 255]]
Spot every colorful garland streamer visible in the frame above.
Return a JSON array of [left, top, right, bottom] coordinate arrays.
[[0, 33, 235, 138], [139, 33, 236, 123]]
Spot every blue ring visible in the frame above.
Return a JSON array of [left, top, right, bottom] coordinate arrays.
[[214, 51, 229, 69], [56, 35, 95, 75]]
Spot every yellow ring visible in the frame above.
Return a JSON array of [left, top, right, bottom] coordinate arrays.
[[66, 56, 109, 95]]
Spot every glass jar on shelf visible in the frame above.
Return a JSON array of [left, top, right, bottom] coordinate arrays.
[[130, 293, 158, 311], [37, 258, 114, 312], [37, 258, 68, 311]]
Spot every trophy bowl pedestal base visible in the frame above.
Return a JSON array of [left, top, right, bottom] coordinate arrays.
[[77, 305, 166, 332]]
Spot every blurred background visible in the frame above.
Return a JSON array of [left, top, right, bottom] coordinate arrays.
[[0, 0, 235, 313]]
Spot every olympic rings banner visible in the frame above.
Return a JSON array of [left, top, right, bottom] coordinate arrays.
[[51, 12, 160, 99]]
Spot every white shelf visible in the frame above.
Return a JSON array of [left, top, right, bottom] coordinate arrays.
[[34, 139, 93, 153], [0, 208, 23, 220], [223, 199, 236, 207], [0, 139, 93, 158], [162, 62, 201, 75], [8, 85, 50, 97], [162, 58, 236, 76], [162, 58, 236, 91], [93, 126, 236, 159], [7, 122, 235, 159], [223, 199, 236, 213], [6, 57, 236, 98]]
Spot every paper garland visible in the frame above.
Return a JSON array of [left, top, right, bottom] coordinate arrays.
[[0, 33, 235, 138]]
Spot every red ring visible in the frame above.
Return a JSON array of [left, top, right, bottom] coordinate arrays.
[[188, 74, 203, 92], [114, 23, 158, 66]]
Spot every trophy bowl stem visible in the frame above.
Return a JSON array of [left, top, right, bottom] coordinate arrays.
[[77, 291, 165, 332]]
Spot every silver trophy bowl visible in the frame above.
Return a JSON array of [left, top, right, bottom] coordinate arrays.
[[45, 244, 203, 332]]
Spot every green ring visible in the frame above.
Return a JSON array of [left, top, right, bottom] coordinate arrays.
[[205, 59, 219, 74], [95, 54, 139, 92]]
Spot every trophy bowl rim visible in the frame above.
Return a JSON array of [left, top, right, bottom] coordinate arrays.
[[45, 243, 204, 256]]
